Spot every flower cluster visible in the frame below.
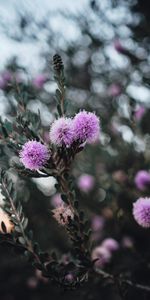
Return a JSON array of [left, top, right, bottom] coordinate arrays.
[[133, 197, 150, 228], [50, 110, 100, 147], [20, 140, 50, 171], [52, 204, 74, 226]]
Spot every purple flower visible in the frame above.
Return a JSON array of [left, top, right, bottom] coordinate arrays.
[[0, 70, 13, 89], [134, 106, 145, 121], [77, 174, 95, 192], [73, 111, 100, 143], [101, 238, 119, 252], [91, 246, 111, 268], [91, 215, 105, 232], [133, 197, 150, 228], [32, 74, 48, 89], [134, 170, 150, 191], [20, 140, 50, 170], [50, 117, 74, 147], [108, 84, 122, 97]]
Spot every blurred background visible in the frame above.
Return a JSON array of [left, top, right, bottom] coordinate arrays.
[[0, 0, 150, 299]]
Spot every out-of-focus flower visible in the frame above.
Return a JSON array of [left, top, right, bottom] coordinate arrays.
[[51, 193, 63, 207], [52, 205, 74, 226], [73, 111, 100, 144], [91, 215, 105, 232], [0, 208, 14, 234], [121, 236, 134, 249], [112, 170, 127, 183], [91, 246, 111, 268], [0, 70, 13, 89], [134, 170, 150, 191], [32, 74, 48, 89], [20, 140, 50, 170], [65, 273, 74, 283], [134, 106, 146, 121], [101, 238, 119, 252], [108, 84, 122, 97], [133, 197, 150, 228], [50, 117, 74, 147], [77, 174, 95, 192]]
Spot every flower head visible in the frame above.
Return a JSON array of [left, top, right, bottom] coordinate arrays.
[[73, 110, 100, 143], [91, 246, 111, 268], [133, 197, 150, 228], [101, 238, 119, 252], [134, 170, 150, 191], [50, 117, 74, 147], [52, 204, 74, 226], [0, 208, 14, 234], [20, 140, 50, 171], [77, 174, 95, 192]]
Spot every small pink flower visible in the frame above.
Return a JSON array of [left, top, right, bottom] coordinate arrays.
[[77, 174, 95, 192], [52, 204, 74, 226], [108, 84, 122, 97], [32, 74, 48, 89], [134, 170, 150, 191], [101, 238, 119, 252], [91, 246, 111, 268], [133, 197, 150, 228], [73, 111, 100, 144], [20, 140, 50, 171], [91, 215, 105, 232], [50, 117, 74, 147], [134, 106, 146, 121]]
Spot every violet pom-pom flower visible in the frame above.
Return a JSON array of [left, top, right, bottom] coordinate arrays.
[[133, 197, 150, 228], [91, 246, 111, 268], [20, 140, 50, 171], [134, 170, 150, 191], [49, 117, 74, 147], [73, 110, 100, 143], [101, 238, 119, 252]]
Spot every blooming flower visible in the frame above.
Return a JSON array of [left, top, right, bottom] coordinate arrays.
[[52, 204, 74, 226], [20, 140, 50, 170], [134, 170, 150, 191], [77, 174, 95, 192], [73, 110, 100, 143], [0, 208, 14, 234], [101, 238, 119, 252], [91, 246, 111, 268], [133, 197, 150, 228], [50, 117, 74, 147]]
